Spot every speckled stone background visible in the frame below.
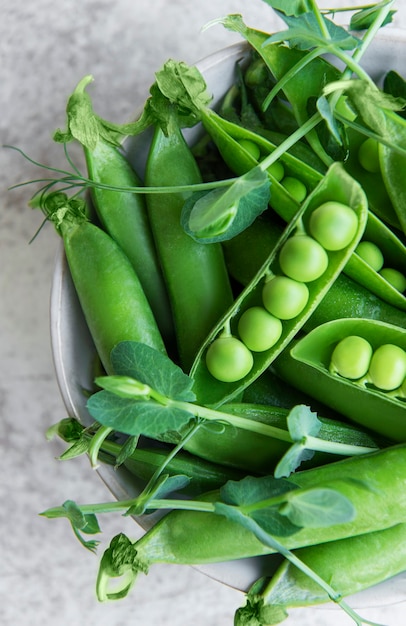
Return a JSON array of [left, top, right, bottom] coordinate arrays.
[[2, 1, 406, 625]]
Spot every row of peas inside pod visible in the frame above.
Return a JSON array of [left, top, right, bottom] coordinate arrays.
[[206, 196, 360, 384], [331, 335, 406, 397], [356, 239, 406, 294], [237, 138, 308, 205]]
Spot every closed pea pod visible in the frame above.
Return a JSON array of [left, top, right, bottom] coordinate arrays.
[[52, 75, 174, 341], [144, 108, 233, 371], [273, 318, 406, 441], [41, 193, 166, 374], [237, 523, 406, 622], [96, 444, 406, 587]]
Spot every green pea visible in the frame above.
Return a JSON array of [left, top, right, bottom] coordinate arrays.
[[330, 335, 373, 380], [237, 306, 283, 352], [379, 267, 406, 293], [206, 335, 254, 382], [279, 235, 329, 282], [356, 241, 384, 272], [368, 344, 406, 391], [281, 176, 307, 203], [267, 160, 285, 182], [358, 137, 381, 173], [308, 201, 358, 251], [238, 138, 261, 161], [262, 275, 309, 320]]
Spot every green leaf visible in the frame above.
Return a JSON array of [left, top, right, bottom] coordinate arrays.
[[265, 14, 360, 51], [274, 442, 315, 478], [110, 342, 196, 402], [155, 59, 212, 117], [114, 435, 139, 467], [220, 477, 301, 537], [287, 404, 321, 441], [62, 500, 101, 552], [280, 488, 356, 527], [86, 391, 192, 438], [261, 0, 312, 16], [316, 95, 344, 146], [181, 166, 270, 242], [384, 70, 406, 120], [126, 473, 191, 515], [350, 1, 396, 31], [250, 507, 301, 537]]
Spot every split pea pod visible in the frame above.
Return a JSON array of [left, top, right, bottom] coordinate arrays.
[[237, 523, 406, 620], [190, 162, 367, 407], [223, 213, 406, 330], [84, 139, 174, 342], [196, 75, 406, 310], [213, 110, 406, 310], [113, 444, 406, 570], [144, 113, 233, 371], [43, 193, 166, 374], [273, 318, 406, 441]]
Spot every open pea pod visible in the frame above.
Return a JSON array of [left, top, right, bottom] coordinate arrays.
[[198, 106, 323, 222], [200, 101, 406, 311], [344, 127, 401, 230], [190, 162, 368, 407], [273, 318, 406, 442], [345, 210, 406, 311]]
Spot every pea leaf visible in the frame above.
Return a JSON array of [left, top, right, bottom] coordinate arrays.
[[86, 391, 192, 438], [220, 474, 298, 507], [181, 166, 270, 242], [110, 341, 196, 402], [261, 0, 312, 16], [287, 404, 321, 441], [274, 441, 315, 478], [60, 500, 101, 552], [250, 507, 301, 536], [126, 473, 191, 515], [350, 1, 396, 31], [265, 13, 360, 51], [155, 59, 212, 117], [384, 70, 406, 120], [280, 488, 356, 527]]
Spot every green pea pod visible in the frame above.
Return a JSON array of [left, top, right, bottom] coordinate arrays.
[[144, 119, 234, 371], [84, 140, 174, 343], [200, 98, 406, 312], [345, 210, 406, 311], [273, 318, 406, 442], [344, 127, 401, 229], [224, 208, 406, 318], [98, 439, 244, 495], [237, 523, 406, 621], [106, 444, 406, 571], [42, 193, 166, 374], [197, 106, 323, 223], [190, 162, 368, 407]]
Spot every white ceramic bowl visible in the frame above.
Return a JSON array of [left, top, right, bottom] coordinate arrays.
[[50, 31, 406, 605]]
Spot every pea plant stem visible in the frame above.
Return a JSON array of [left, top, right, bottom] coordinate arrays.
[[144, 385, 378, 456]]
